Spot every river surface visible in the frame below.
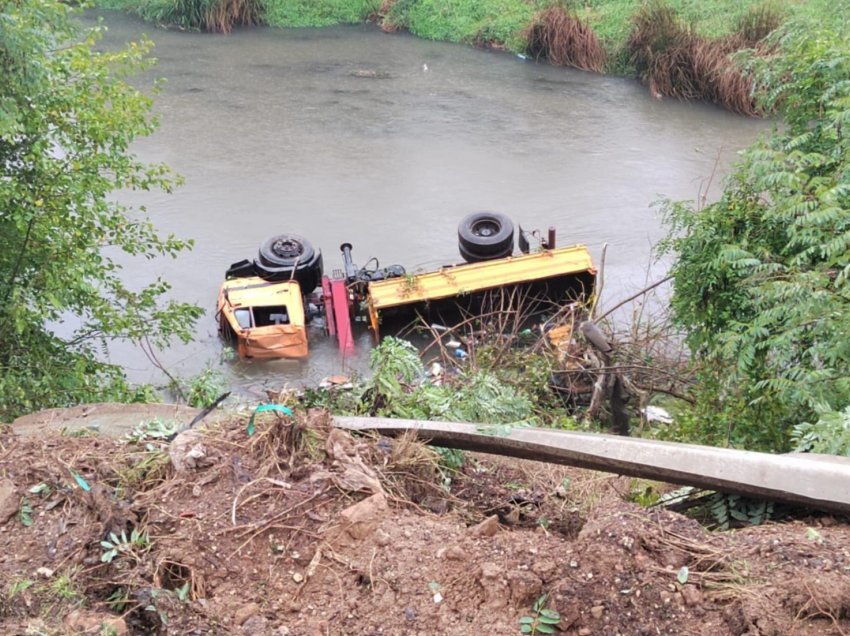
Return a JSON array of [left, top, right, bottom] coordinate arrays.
[[87, 11, 767, 397]]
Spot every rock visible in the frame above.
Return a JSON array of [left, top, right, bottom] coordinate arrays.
[[404, 607, 416, 622], [481, 562, 501, 579], [0, 478, 18, 523], [444, 545, 466, 561], [374, 529, 391, 546], [334, 492, 388, 542], [681, 584, 703, 607], [470, 514, 500, 538], [506, 570, 543, 606], [240, 615, 268, 633], [579, 629, 592, 636], [36, 567, 54, 579], [64, 610, 128, 635], [532, 560, 556, 577], [292, 572, 304, 583], [590, 605, 605, 619], [234, 602, 261, 626], [169, 430, 213, 473]]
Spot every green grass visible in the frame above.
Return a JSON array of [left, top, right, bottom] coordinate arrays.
[[399, 0, 535, 50], [263, 0, 380, 28], [96, 0, 846, 68]]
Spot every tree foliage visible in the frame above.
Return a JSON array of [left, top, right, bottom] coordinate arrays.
[[0, 0, 201, 420], [661, 22, 850, 450]]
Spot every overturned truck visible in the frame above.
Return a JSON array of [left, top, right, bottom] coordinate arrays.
[[216, 212, 596, 359]]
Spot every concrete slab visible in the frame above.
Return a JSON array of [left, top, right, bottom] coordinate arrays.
[[12, 403, 202, 438], [334, 416, 850, 514]]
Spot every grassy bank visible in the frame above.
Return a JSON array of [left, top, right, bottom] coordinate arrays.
[[96, 0, 844, 110]]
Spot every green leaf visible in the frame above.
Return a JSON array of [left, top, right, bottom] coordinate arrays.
[[536, 625, 556, 634], [539, 609, 560, 621], [518, 617, 535, 625], [520, 625, 532, 634]]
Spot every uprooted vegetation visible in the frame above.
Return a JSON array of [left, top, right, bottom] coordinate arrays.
[[298, 283, 693, 442], [2, 411, 849, 634]]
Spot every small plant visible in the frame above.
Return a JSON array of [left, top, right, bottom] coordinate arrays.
[[399, 272, 420, 296], [117, 448, 171, 495], [628, 479, 661, 507], [791, 405, 850, 457], [124, 418, 181, 444], [100, 528, 151, 564], [175, 582, 191, 602], [184, 367, 226, 408], [106, 587, 132, 612], [49, 572, 81, 601], [8, 579, 35, 598], [29, 483, 51, 497], [519, 593, 561, 634], [709, 493, 773, 530], [18, 498, 34, 527]]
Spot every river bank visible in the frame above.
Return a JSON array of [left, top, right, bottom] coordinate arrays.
[[95, 0, 842, 110]]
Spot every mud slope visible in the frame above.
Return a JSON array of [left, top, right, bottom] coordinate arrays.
[[1, 410, 848, 635]]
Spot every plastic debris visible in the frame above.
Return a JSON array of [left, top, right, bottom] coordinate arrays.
[[642, 406, 674, 424], [246, 404, 293, 437]]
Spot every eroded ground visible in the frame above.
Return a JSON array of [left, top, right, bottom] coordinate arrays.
[[1, 410, 848, 635]]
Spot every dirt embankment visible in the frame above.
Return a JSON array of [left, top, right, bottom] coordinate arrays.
[[1, 408, 849, 635]]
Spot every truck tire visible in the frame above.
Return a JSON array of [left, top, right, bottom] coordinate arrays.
[[254, 252, 323, 293], [458, 211, 514, 258], [258, 234, 316, 269], [458, 241, 513, 264]]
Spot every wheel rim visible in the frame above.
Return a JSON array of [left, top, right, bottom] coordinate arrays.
[[271, 238, 303, 259], [471, 219, 501, 238]]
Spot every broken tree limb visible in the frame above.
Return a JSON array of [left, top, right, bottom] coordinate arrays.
[[333, 416, 850, 515]]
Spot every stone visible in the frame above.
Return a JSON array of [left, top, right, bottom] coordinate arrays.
[[470, 514, 500, 538], [681, 584, 703, 607], [0, 478, 18, 523], [64, 609, 128, 635], [590, 605, 605, 619], [335, 492, 388, 542], [532, 559, 556, 577], [374, 529, 391, 546], [444, 545, 466, 561], [169, 430, 212, 473], [240, 615, 268, 633], [234, 602, 261, 626]]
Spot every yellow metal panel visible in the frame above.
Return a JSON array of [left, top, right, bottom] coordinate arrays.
[[221, 277, 305, 324], [367, 245, 595, 311]]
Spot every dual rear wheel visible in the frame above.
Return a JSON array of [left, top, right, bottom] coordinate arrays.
[[457, 211, 515, 263]]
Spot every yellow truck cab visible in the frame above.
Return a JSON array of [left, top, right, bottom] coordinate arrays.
[[217, 276, 308, 359]]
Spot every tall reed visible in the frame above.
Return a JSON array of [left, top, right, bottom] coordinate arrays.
[[525, 6, 605, 73]]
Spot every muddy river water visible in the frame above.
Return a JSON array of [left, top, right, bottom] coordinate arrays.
[[88, 11, 767, 397]]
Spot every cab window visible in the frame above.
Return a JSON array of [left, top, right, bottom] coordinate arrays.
[[254, 305, 289, 326], [234, 308, 252, 329]]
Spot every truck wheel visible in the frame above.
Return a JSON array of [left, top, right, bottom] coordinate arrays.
[[458, 241, 513, 264], [458, 211, 514, 257], [258, 234, 316, 269], [254, 251, 324, 293]]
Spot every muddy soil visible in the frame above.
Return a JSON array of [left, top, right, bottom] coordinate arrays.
[[1, 409, 849, 635]]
